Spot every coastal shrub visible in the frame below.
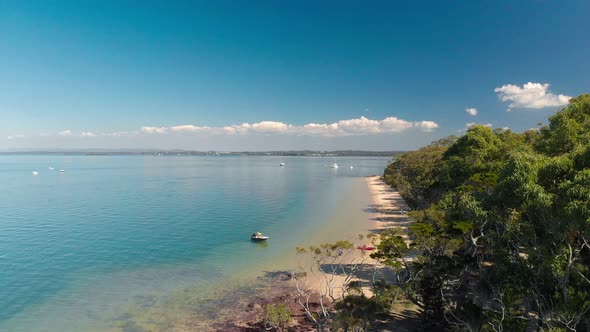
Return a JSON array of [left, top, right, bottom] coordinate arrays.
[[373, 95, 590, 331], [262, 303, 291, 331], [333, 295, 385, 331]]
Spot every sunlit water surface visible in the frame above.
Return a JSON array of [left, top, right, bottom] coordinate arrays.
[[0, 155, 389, 331]]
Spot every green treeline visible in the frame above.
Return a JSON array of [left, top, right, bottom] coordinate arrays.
[[377, 94, 590, 331]]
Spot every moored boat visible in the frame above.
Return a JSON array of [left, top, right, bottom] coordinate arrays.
[[251, 232, 269, 241]]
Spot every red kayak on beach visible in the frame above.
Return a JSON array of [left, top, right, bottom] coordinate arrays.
[[357, 245, 375, 251]]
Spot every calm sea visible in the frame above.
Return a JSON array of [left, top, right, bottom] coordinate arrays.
[[0, 155, 390, 331]]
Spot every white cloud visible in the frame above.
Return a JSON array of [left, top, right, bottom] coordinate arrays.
[[466, 122, 492, 129], [103, 116, 440, 138], [335, 116, 381, 134], [169, 125, 211, 133], [380, 117, 415, 132], [141, 126, 167, 134], [4, 116, 440, 145], [222, 126, 238, 135], [218, 121, 294, 135], [466, 108, 478, 116], [250, 121, 292, 133], [494, 82, 571, 109], [102, 131, 136, 137], [58, 130, 72, 136], [301, 123, 340, 136], [223, 123, 253, 135], [414, 121, 439, 132]]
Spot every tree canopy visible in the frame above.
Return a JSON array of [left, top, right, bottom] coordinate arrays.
[[378, 95, 590, 331]]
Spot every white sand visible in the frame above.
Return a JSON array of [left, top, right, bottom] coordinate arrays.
[[365, 175, 413, 239], [291, 176, 414, 301]]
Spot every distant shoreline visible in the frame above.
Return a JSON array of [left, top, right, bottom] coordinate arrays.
[[0, 150, 405, 157]]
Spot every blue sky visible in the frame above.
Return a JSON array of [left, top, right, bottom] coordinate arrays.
[[1, 0, 589, 150]]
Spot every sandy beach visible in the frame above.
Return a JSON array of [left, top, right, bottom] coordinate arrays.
[[298, 175, 413, 293], [365, 175, 412, 232], [239, 175, 417, 331]]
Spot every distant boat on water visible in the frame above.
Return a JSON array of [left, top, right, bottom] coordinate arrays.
[[349, 165, 354, 169], [59, 169, 65, 173], [32, 171, 39, 175], [48, 167, 55, 170], [331, 163, 339, 168], [251, 232, 269, 241], [279, 162, 285, 167]]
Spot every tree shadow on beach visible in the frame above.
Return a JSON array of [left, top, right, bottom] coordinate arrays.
[[363, 205, 380, 213], [317, 262, 422, 331], [372, 308, 421, 332], [368, 228, 400, 235], [370, 217, 414, 227], [319, 263, 397, 289]]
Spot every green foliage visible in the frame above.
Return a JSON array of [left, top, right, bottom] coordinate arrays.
[[439, 125, 505, 191], [384, 141, 448, 208], [536, 94, 590, 155], [262, 304, 291, 331], [372, 95, 590, 331], [333, 295, 388, 331], [370, 230, 407, 268]]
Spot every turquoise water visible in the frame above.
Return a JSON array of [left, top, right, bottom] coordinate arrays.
[[0, 155, 389, 331]]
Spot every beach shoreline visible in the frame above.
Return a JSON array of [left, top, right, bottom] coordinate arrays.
[[216, 175, 415, 330], [85, 175, 413, 332]]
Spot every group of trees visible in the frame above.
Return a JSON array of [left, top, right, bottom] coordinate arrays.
[[291, 238, 380, 331], [375, 94, 590, 331]]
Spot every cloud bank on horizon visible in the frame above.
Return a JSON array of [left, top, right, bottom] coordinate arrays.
[[141, 116, 439, 137], [7, 116, 440, 140]]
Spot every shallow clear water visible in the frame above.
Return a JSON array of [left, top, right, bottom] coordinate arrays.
[[0, 155, 389, 331]]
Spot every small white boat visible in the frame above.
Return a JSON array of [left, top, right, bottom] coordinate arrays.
[[48, 167, 55, 170], [279, 162, 286, 167], [331, 163, 339, 168], [349, 165, 354, 169], [59, 169, 65, 173], [251, 232, 269, 241], [32, 171, 39, 175]]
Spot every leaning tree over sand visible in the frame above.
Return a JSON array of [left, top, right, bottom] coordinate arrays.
[[291, 236, 376, 331]]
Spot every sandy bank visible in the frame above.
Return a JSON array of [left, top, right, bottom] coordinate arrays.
[[365, 175, 413, 238], [266, 176, 416, 327], [203, 176, 417, 331]]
